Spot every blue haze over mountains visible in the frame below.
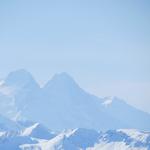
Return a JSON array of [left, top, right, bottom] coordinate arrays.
[[0, 69, 150, 131]]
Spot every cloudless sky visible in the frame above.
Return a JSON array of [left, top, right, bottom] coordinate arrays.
[[0, 0, 150, 112]]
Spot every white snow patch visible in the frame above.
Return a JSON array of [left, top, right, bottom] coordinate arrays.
[[117, 129, 150, 143], [102, 99, 113, 107], [87, 141, 147, 150], [21, 123, 39, 136], [0, 132, 6, 137], [62, 128, 78, 138], [20, 134, 65, 150]]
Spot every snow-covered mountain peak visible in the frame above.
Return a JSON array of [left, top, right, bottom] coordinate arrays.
[[117, 129, 150, 143], [1, 127, 150, 150], [21, 123, 55, 140], [21, 123, 39, 136], [61, 128, 78, 137]]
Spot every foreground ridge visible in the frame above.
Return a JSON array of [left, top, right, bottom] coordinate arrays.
[[0, 122, 149, 150]]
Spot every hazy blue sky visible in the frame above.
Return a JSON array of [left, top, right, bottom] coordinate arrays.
[[0, 0, 150, 112]]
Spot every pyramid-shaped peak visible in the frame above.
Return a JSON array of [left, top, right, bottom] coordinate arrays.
[[44, 72, 81, 92], [5, 69, 38, 87]]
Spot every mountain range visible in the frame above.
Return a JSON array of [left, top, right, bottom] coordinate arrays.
[[0, 120, 149, 150], [0, 69, 150, 149], [0, 69, 150, 131]]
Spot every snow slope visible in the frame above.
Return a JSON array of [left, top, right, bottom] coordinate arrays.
[[21, 123, 55, 139], [0, 122, 55, 150], [20, 128, 150, 150], [0, 116, 149, 150]]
